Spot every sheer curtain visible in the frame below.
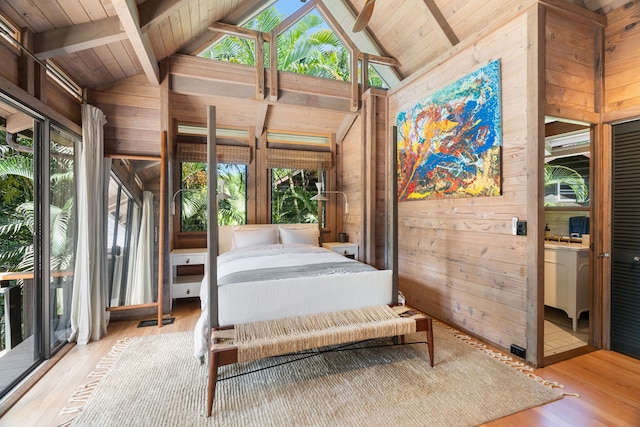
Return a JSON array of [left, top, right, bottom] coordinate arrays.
[[126, 190, 154, 305], [69, 104, 109, 345]]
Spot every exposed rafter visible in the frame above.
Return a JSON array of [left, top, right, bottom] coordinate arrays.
[[33, 17, 127, 60], [422, 0, 459, 46], [112, 0, 160, 86]]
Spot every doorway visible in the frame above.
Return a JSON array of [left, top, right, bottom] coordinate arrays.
[[543, 117, 592, 360]]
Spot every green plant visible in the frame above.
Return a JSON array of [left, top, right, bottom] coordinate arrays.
[[544, 163, 588, 206], [0, 139, 75, 272], [200, 6, 387, 87]]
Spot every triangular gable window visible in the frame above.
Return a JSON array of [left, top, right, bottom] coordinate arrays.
[[198, 0, 389, 88]]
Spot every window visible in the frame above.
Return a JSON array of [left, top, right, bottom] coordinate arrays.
[[179, 162, 247, 231], [271, 168, 323, 224], [0, 14, 19, 48], [544, 156, 590, 207]]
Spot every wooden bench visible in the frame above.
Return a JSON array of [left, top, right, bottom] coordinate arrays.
[[207, 305, 434, 416]]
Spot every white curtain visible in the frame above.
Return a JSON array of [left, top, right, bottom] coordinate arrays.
[[123, 203, 141, 304], [69, 104, 109, 345], [126, 191, 154, 305]]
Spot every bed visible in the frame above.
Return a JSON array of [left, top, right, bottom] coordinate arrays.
[[193, 224, 394, 360]]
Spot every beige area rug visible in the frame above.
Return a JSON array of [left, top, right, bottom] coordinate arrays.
[[61, 321, 564, 427]]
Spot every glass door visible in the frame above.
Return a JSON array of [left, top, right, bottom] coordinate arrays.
[[48, 124, 77, 353], [0, 95, 78, 398], [0, 99, 42, 396]]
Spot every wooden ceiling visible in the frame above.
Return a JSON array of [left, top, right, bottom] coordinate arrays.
[[0, 0, 624, 92]]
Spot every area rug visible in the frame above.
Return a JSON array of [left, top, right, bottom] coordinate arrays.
[[60, 321, 564, 427]]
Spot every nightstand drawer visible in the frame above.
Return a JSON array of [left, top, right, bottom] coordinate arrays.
[[172, 253, 206, 266], [172, 279, 202, 299]]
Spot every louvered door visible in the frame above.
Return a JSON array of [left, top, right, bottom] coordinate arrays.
[[611, 120, 640, 359]]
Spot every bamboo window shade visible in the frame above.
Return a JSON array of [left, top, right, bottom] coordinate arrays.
[[266, 148, 333, 170], [177, 143, 250, 164]]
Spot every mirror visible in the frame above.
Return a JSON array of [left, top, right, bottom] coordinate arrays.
[[107, 158, 160, 308]]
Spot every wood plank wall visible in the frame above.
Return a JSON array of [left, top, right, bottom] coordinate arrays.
[[545, 7, 600, 123], [604, 1, 640, 122], [0, 42, 19, 86], [387, 12, 532, 354], [0, 38, 80, 129], [89, 75, 161, 157]]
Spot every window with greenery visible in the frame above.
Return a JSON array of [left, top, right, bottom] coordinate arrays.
[[199, 4, 389, 88], [271, 168, 323, 224], [179, 162, 247, 231]]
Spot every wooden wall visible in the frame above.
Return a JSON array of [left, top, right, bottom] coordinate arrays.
[[89, 75, 162, 157], [387, 12, 533, 355], [384, 3, 605, 364], [545, 7, 602, 123], [0, 37, 81, 131], [604, 0, 640, 122], [0, 41, 18, 86]]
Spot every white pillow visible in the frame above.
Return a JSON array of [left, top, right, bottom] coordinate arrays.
[[232, 227, 278, 249], [279, 226, 319, 246]]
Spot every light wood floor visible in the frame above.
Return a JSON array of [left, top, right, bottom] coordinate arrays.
[[1, 298, 639, 427]]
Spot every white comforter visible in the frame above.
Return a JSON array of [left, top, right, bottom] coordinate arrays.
[[193, 243, 392, 360]]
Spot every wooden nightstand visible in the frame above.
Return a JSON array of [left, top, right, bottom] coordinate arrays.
[[322, 242, 358, 259]]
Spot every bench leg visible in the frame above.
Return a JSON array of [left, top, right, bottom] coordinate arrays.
[[207, 351, 219, 417], [415, 317, 434, 367]]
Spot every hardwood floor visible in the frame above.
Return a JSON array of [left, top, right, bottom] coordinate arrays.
[[1, 298, 639, 427]]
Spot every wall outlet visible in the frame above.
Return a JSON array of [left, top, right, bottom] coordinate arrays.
[[510, 344, 526, 359], [512, 217, 518, 235]]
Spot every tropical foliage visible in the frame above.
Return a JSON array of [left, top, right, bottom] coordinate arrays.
[[272, 168, 319, 224], [179, 162, 247, 229], [544, 163, 589, 206], [0, 131, 75, 272], [200, 6, 387, 88]]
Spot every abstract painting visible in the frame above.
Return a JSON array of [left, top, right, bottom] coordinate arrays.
[[396, 59, 502, 201]]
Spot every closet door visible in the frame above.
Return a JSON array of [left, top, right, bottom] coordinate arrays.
[[611, 120, 640, 359]]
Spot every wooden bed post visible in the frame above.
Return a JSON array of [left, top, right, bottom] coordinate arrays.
[[389, 126, 398, 304], [207, 105, 219, 328]]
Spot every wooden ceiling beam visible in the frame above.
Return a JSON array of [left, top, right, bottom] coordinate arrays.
[[336, 113, 358, 144], [422, 0, 459, 46], [255, 103, 269, 136], [33, 17, 127, 59], [359, 52, 400, 68], [208, 22, 271, 42], [138, 0, 187, 31], [112, 0, 160, 86]]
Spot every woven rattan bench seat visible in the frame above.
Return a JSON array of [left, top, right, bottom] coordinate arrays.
[[207, 304, 434, 416]]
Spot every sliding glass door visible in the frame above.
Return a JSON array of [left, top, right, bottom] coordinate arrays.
[[48, 124, 76, 352], [0, 95, 77, 398]]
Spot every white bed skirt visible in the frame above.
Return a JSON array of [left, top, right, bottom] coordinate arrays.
[[194, 270, 392, 360]]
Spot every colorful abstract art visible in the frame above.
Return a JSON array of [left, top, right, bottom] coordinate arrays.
[[396, 60, 502, 201]]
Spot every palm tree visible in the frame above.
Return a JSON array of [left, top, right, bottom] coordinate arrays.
[[179, 162, 247, 228], [544, 163, 589, 206], [0, 140, 75, 272], [272, 168, 319, 224]]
